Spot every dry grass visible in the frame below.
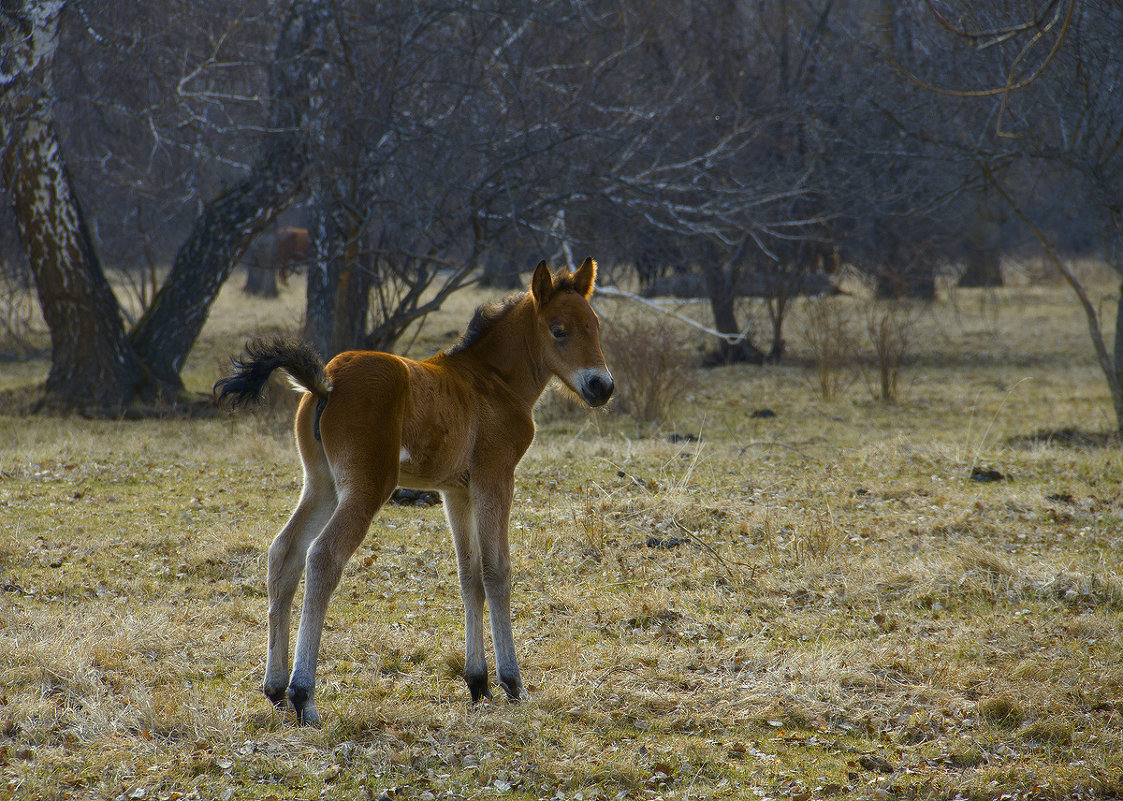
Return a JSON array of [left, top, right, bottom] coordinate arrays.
[[1, 271, 1122, 800]]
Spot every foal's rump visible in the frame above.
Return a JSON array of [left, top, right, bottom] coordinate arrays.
[[314, 351, 412, 468]]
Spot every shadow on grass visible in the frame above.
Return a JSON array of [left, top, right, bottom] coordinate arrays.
[[1005, 426, 1121, 449]]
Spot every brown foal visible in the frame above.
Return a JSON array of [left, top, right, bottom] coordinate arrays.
[[215, 258, 613, 725]]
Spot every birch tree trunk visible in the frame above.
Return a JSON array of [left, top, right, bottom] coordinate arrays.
[[0, 0, 148, 408], [303, 183, 348, 358]]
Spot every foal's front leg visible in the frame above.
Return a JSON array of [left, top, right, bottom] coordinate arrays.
[[442, 489, 490, 701], [474, 477, 525, 701]]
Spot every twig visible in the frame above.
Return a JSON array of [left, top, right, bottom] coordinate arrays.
[[670, 515, 753, 578], [892, 0, 1076, 137], [595, 285, 755, 346]]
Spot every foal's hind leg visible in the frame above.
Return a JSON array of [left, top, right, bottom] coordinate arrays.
[[263, 474, 336, 706], [286, 483, 390, 726], [264, 398, 337, 706], [443, 489, 489, 701]]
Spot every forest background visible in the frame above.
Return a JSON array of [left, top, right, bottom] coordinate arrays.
[[1, 0, 1121, 423]]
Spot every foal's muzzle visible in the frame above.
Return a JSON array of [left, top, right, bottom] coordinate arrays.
[[577, 368, 615, 407]]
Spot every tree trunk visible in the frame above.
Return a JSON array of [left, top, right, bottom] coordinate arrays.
[[304, 262, 335, 358], [243, 266, 280, 297], [875, 240, 937, 300], [701, 256, 769, 365], [479, 248, 522, 289], [129, 173, 301, 384], [331, 236, 371, 355], [3, 1, 329, 409], [986, 163, 1123, 432], [0, 0, 150, 408], [304, 178, 344, 357], [959, 187, 1003, 288], [129, 2, 328, 385], [242, 240, 279, 297], [1111, 280, 1123, 430], [958, 243, 1002, 288], [303, 196, 370, 357]]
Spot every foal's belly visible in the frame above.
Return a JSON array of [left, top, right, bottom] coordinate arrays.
[[396, 469, 469, 492], [396, 449, 469, 492]]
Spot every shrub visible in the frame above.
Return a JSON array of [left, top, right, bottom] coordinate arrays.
[[602, 317, 697, 423], [864, 299, 915, 401], [800, 297, 858, 400]]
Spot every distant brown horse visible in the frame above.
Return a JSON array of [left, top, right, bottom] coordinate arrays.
[[214, 258, 613, 726], [243, 227, 310, 296], [274, 227, 310, 284]]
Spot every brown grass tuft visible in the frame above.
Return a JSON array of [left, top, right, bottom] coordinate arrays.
[[979, 695, 1026, 728], [601, 317, 697, 423]]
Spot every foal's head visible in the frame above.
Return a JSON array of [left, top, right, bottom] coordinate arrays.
[[530, 258, 614, 407]]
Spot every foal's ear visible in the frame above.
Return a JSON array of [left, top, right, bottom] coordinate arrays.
[[573, 257, 597, 299], [531, 260, 554, 306]]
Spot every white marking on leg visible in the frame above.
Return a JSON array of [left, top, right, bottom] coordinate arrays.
[[399, 447, 411, 464]]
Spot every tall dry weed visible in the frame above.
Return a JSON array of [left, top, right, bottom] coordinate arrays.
[[571, 481, 610, 559], [602, 317, 697, 423], [864, 299, 915, 401], [800, 297, 858, 400]]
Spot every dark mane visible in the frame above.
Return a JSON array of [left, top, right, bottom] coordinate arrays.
[[446, 291, 527, 355], [445, 266, 586, 355]]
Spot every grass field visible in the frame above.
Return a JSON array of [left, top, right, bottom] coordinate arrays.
[[1, 265, 1121, 801]]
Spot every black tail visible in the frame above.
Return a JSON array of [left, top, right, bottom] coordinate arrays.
[[213, 336, 331, 411]]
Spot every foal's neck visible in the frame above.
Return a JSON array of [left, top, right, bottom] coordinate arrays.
[[456, 296, 549, 409]]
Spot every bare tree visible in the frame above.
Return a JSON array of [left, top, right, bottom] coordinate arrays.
[[294, 1, 919, 363], [300, 1, 646, 356], [12, 0, 1074, 412], [2, 1, 325, 408], [1, 0, 146, 407], [586, 0, 962, 361], [900, 0, 1123, 429], [587, 0, 832, 363], [129, 1, 329, 385]]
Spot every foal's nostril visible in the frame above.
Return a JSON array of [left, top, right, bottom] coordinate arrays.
[[583, 373, 614, 406]]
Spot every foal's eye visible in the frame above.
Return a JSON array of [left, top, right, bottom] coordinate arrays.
[[550, 327, 567, 341]]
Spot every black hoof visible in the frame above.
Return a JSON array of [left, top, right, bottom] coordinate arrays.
[[465, 672, 491, 703], [295, 704, 321, 727], [499, 675, 524, 702], [288, 683, 321, 726], [264, 684, 288, 708], [288, 683, 311, 709]]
